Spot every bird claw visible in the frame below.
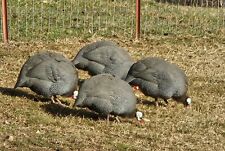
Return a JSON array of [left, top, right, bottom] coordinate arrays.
[[55, 101, 69, 108], [51, 96, 69, 108], [115, 116, 121, 123]]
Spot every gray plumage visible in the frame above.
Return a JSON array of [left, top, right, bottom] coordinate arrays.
[[72, 40, 116, 69], [126, 57, 191, 106], [72, 40, 134, 80], [75, 74, 137, 117], [14, 51, 78, 99]]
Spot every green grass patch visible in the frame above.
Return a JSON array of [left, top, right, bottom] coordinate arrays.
[[3, 0, 224, 41]]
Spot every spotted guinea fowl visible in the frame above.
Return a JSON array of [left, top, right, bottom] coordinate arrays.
[[126, 57, 191, 106], [74, 74, 143, 121], [72, 40, 116, 68], [14, 51, 79, 106], [72, 40, 134, 80]]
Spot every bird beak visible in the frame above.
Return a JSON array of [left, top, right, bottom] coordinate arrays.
[[133, 86, 139, 91]]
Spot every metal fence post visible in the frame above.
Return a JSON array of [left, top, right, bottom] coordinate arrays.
[[136, 0, 140, 40], [2, 0, 8, 43]]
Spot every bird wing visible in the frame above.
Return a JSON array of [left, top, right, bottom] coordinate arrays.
[[46, 62, 62, 82], [26, 62, 49, 80], [128, 61, 147, 74], [80, 40, 117, 54], [83, 46, 112, 65], [84, 96, 113, 115], [26, 60, 61, 83], [134, 69, 159, 84], [128, 61, 158, 83], [83, 46, 130, 65]]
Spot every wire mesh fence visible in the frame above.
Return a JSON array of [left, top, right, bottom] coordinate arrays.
[[142, 0, 225, 37], [0, 0, 225, 41], [4, 0, 136, 41]]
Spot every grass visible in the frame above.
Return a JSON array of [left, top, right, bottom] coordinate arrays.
[[4, 0, 225, 41], [0, 35, 225, 150], [0, 0, 225, 150]]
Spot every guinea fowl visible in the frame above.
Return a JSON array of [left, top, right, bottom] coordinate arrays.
[[126, 57, 191, 106], [72, 40, 134, 80], [72, 40, 116, 68], [74, 74, 143, 121], [14, 51, 78, 106]]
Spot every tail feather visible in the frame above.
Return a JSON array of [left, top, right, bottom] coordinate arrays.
[[72, 59, 79, 66], [14, 77, 27, 89], [125, 75, 135, 83]]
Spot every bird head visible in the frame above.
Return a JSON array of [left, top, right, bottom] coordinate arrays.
[[132, 85, 140, 91], [135, 111, 143, 121], [73, 90, 79, 99], [174, 95, 192, 107], [185, 97, 192, 106]]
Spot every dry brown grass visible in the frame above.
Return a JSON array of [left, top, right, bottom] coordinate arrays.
[[0, 35, 225, 150]]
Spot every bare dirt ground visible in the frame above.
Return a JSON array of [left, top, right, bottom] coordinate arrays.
[[0, 35, 225, 150]]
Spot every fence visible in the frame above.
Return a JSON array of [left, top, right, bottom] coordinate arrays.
[[1, 0, 225, 42]]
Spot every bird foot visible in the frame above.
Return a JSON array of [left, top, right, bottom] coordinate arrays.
[[154, 101, 159, 107], [51, 96, 69, 108], [115, 116, 121, 123]]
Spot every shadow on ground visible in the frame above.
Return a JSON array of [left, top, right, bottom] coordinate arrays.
[[138, 99, 155, 106], [0, 86, 49, 102], [40, 103, 137, 123], [138, 98, 168, 107], [41, 103, 101, 120]]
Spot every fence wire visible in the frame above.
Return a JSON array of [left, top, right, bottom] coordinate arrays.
[[1, 0, 225, 41]]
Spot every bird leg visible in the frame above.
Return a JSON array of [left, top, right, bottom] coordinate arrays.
[[51, 96, 68, 108], [107, 114, 110, 125], [115, 116, 121, 123], [154, 98, 169, 106], [106, 115, 121, 124], [164, 99, 169, 105], [154, 98, 159, 107]]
